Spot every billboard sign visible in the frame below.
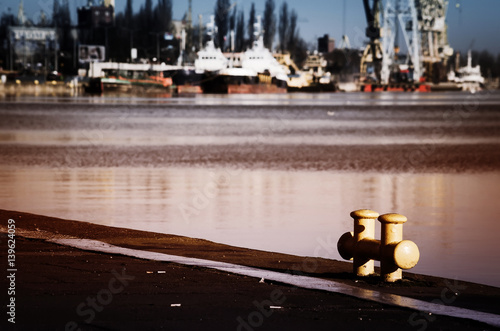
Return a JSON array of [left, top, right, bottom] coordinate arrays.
[[9, 27, 56, 41], [79, 45, 105, 63]]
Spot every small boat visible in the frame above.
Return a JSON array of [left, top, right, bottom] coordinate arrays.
[[85, 62, 173, 94], [287, 52, 336, 92], [447, 51, 485, 92]]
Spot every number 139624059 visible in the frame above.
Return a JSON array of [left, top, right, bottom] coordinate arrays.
[[7, 219, 16, 268]]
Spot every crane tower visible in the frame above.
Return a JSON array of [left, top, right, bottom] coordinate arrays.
[[380, 0, 421, 83], [361, 0, 453, 85]]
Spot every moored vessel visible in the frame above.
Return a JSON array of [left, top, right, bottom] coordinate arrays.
[[447, 51, 485, 92], [85, 62, 173, 95], [196, 16, 287, 94]]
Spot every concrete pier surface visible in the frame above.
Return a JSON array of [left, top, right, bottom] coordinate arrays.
[[1, 209, 499, 330]]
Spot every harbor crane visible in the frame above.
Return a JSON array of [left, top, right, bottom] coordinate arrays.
[[361, 0, 453, 85]]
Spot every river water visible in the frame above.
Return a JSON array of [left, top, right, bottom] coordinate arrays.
[[1, 92, 499, 287]]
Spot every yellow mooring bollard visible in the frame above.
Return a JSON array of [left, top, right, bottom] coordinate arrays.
[[337, 209, 420, 282]]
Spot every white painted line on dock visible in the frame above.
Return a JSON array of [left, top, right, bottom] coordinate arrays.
[[45, 237, 500, 328]]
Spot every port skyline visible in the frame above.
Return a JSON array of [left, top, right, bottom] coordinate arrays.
[[2, 0, 500, 54]]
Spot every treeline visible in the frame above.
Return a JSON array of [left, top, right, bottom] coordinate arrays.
[[213, 0, 308, 66], [89, 0, 175, 64], [470, 50, 500, 79], [111, 0, 310, 67], [0, 0, 176, 73], [2, 0, 499, 80], [0, 0, 309, 73]]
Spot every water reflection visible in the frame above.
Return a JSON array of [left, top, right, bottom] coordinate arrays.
[[1, 165, 499, 287], [3, 90, 500, 106]]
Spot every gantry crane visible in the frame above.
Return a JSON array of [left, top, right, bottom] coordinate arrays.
[[361, 0, 453, 86]]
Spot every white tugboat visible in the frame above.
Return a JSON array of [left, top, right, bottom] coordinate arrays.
[[448, 50, 485, 92], [240, 16, 288, 91], [199, 16, 287, 94], [194, 16, 228, 73]]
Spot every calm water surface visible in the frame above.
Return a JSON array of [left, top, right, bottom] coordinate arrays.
[[1, 92, 499, 287]]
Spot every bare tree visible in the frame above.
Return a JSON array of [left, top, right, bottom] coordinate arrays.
[[278, 2, 288, 53], [52, 0, 70, 27], [214, 0, 231, 50], [125, 0, 134, 24], [52, 0, 60, 26], [263, 0, 276, 50], [288, 9, 298, 54], [230, 4, 237, 32], [236, 10, 245, 52], [248, 2, 255, 45], [145, 0, 153, 27], [155, 0, 172, 32]]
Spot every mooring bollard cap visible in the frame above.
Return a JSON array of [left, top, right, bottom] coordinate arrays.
[[350, 209, 379, 219], [337, 232, 355, 260], [378, 213, 407, 224], [393, 240, 420, 269]]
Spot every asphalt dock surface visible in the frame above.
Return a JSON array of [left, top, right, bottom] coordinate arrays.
[[1, 209, 499, 331]]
